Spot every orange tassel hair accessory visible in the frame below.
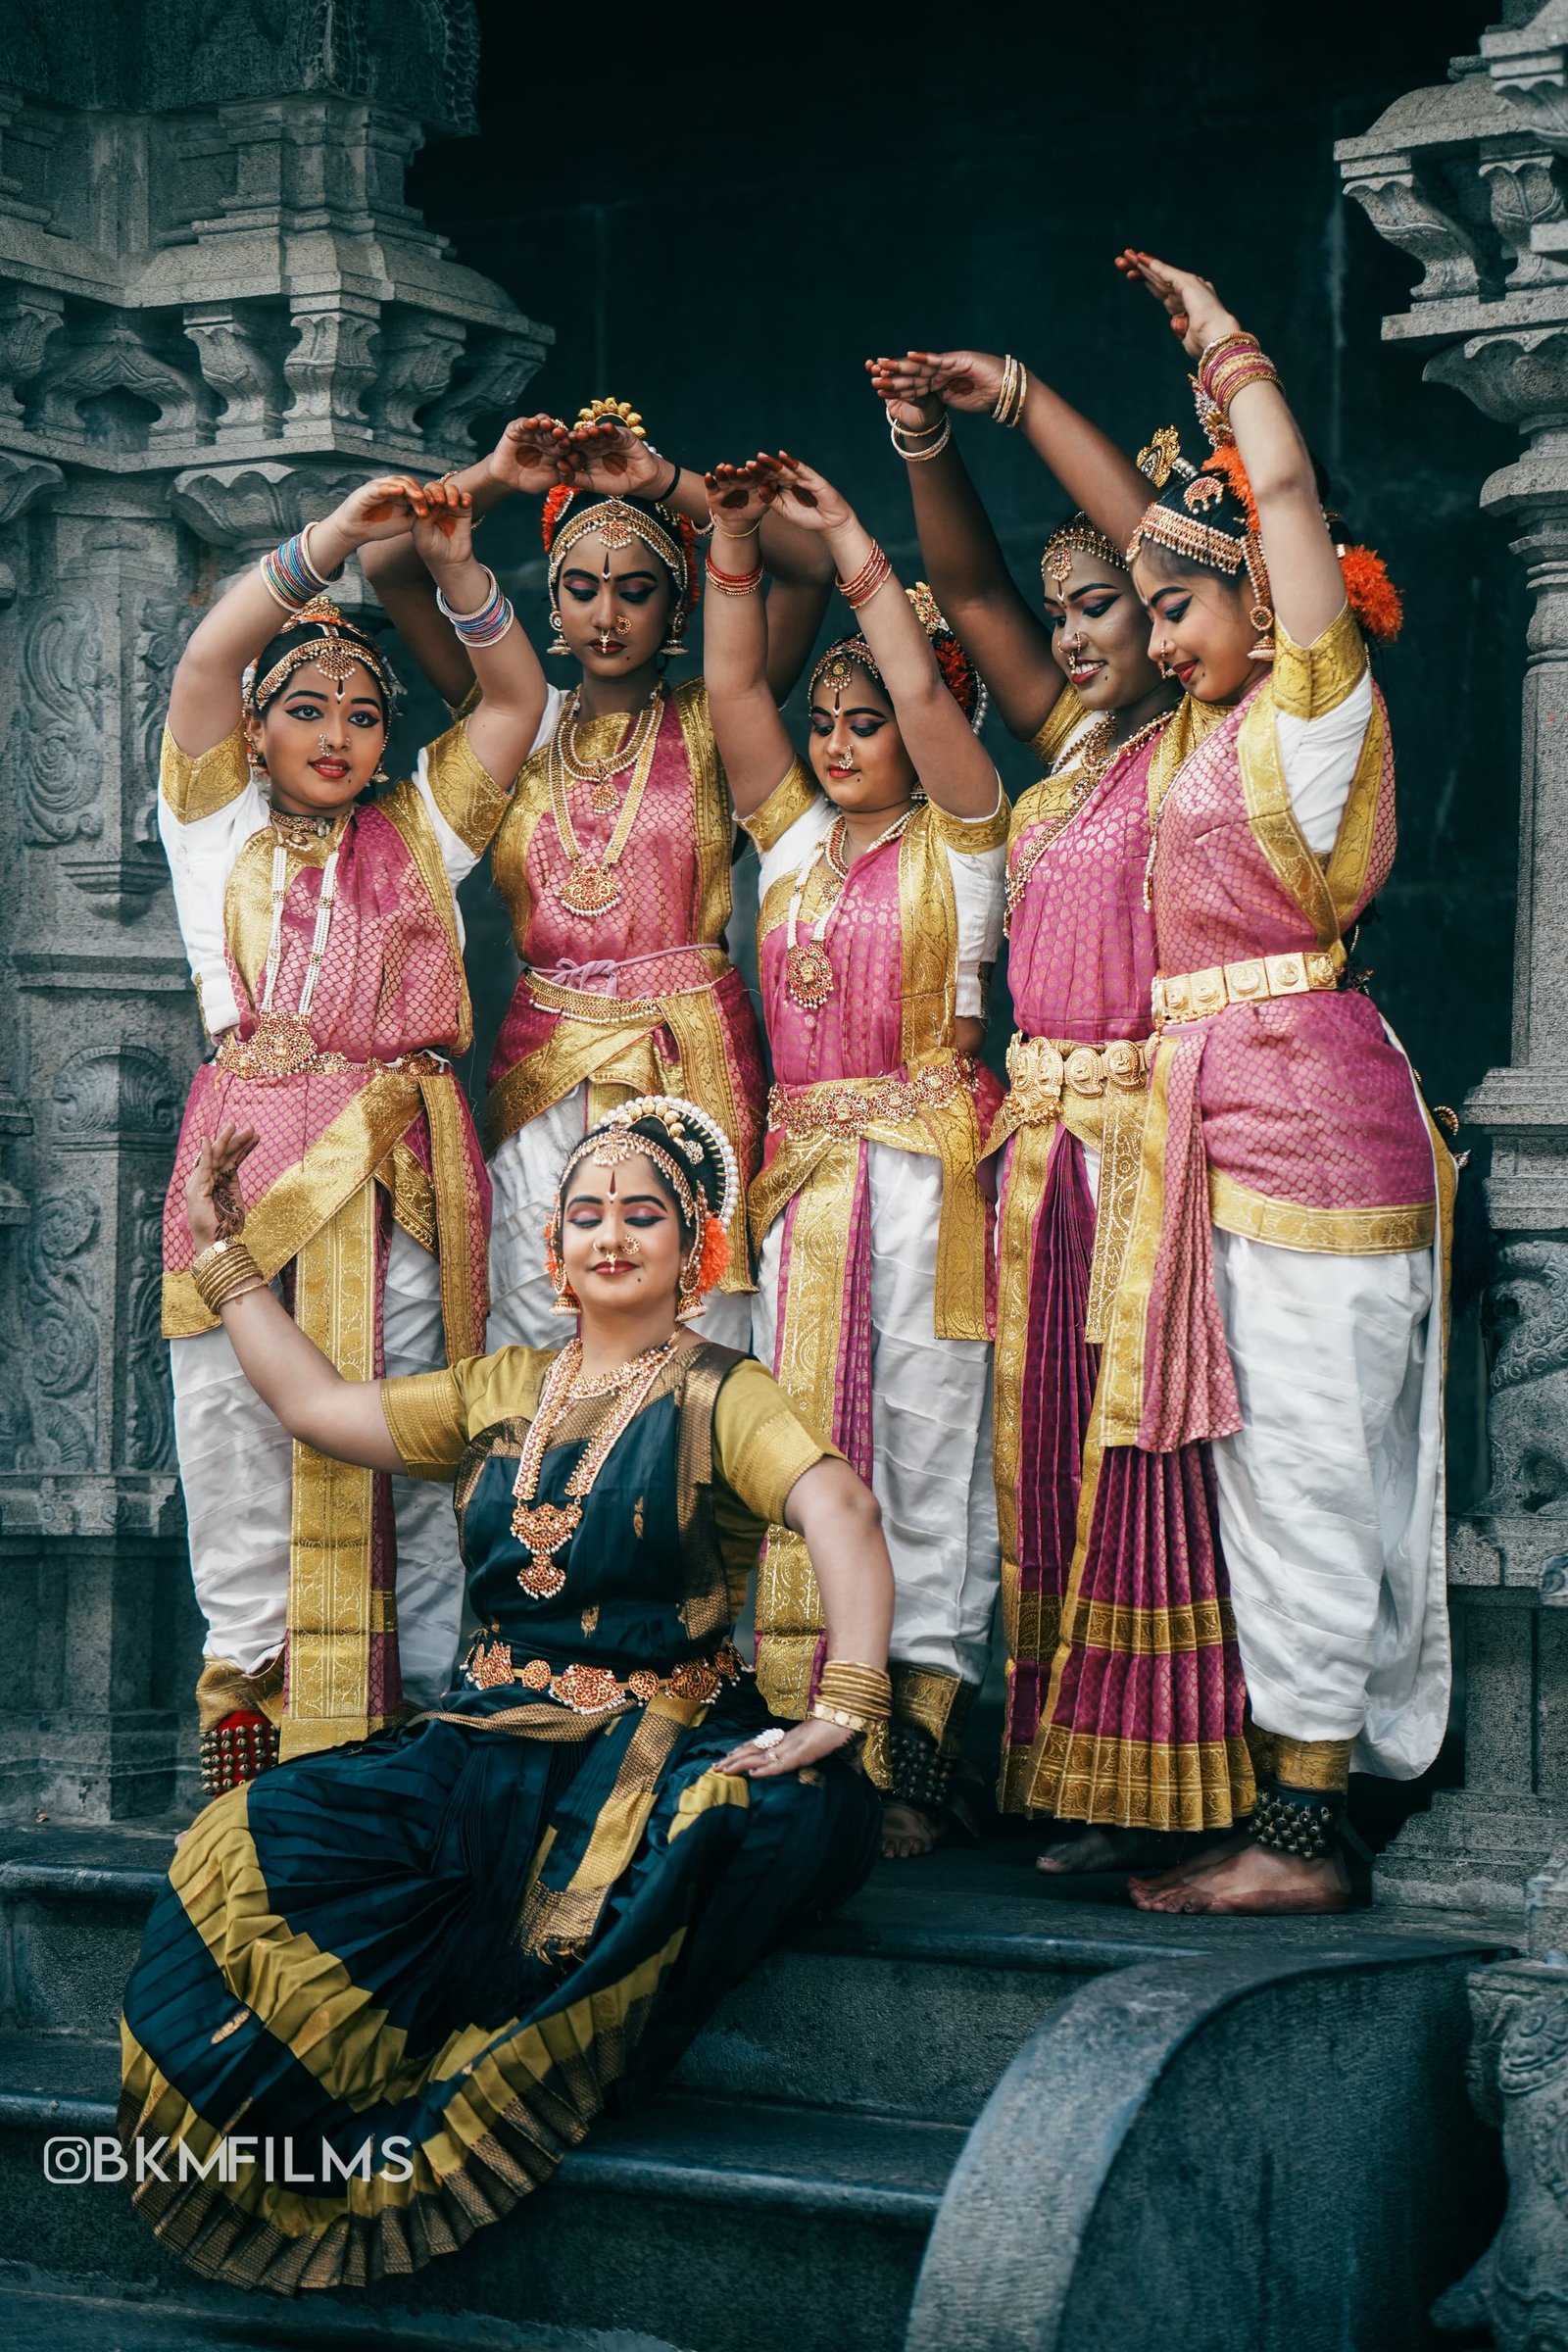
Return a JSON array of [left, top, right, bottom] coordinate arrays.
[[692, 1211, 731, 1298]]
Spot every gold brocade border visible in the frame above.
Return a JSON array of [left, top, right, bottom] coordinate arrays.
[[1076, 1596, 1236, 1654], [281, 1180, 386, 1758], [422, 716, 514, 859], [921, 791, 1010, 855], [1271, 606, 1366, 722], [163, 1071, 424, 1338], [224, 823, 339, 1004], [658, 983, 755, 1292], [160, 722, 250, 825], [1083, 1081, 1147, 1347], [1236, 688, 1340, 948], [893, 1663, 973, 1757], [484, 1012, 662, 1153], [741, 757, 820, 856], [379, 1364, 468, 1481], [517, 1693, 706, 1960], [753, 1143, 859, 1731], [1145, 692, 1232, 816], [1030, 1724, 1255, 1833], [1248, 1727, 1352, 1791], [1030, 685, 1090, 768], [375, 1141, 437, 1257], [898, 803, 960, 1069], [672, 676, 738, 947], [1208, 1167, 1436, 1255], [1324, 695, 1387, 934], [418, 1068, 486, 1357], [1088, 1042, 1174, 1448], [379, 782, 474, 1058]]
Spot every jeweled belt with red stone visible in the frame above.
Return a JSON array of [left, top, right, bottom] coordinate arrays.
[[462, 1636, 747, 1714], [766, 1054, 979, 1140]]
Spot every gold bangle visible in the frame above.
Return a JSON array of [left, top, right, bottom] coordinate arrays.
[[191, 1238, 267, 1314], [809, 1699, 872, 1734]]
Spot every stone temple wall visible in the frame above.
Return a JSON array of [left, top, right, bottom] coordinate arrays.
[[0, 0, 551, 1823]]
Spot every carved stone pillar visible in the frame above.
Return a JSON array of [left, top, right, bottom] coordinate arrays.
[[1337, 7, 1568, 1931], [0, 0, 552, 1822]]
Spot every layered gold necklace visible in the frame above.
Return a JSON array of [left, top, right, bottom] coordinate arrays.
[[549, 687, 666, 919], [510, 1332, 678, 1598], [783, 808, 915, 1012]]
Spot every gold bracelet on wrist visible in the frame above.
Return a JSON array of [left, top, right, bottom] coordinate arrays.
[[191, 1238, 267, 1314], [817, 1659, 893, 1724], [809, 1699, 872, 1735]]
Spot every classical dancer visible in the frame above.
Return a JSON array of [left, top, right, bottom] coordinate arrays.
[[1088, 252, 1451, 1915], [363, 403, 833, 1350], [700, 451, 1006, 1858], [121, 1101, 888, 2291], [868, 351, 1253, 1868], [159, 475, 546, 1788]]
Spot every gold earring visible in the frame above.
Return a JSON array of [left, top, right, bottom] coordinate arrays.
[[1249, 604, 1276, 662], [548, 612, 571, 659]]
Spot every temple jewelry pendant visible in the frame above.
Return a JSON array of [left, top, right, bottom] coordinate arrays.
[[512, 1495, 580, 1599], [785, 940, 835, 1011], [558, 856, 623, 919], [468, 1637, 515, 1690], [588, 772, 619, 816], [245, 1008, 319, 1078]]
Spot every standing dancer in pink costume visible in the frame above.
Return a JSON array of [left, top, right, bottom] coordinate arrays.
[[364, 404, 831, 1352], [869, 350, 1254, 1868], [1094, 252, 1453, 1915], [701, 452, 1006, 1859], [160, 476, 545, 1791]]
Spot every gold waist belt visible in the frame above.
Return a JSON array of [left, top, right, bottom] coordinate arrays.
[[217, 1014, 450, 1084], [767, 1055, 978, 1140], [463, 1636, 746, 1712], [1152, 943, 1344, 1030], [1004, 1034, 1149, 1127]]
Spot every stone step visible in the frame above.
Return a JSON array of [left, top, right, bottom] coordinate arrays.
[[0, 2032, 958, 2352]]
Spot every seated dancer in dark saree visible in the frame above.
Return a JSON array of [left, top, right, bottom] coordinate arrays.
[[120, 1096, 888, 2293]]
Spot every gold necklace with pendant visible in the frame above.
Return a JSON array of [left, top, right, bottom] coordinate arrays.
[[550, 690, 666, 919], [510, 1332, 679, 1598], [559, 686, 663, 816], [783, 808, 913, 1012]]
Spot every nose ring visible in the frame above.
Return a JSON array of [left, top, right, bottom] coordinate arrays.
[[612, 616, 631, 636]]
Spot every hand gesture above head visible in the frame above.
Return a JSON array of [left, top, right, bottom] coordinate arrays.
[[331, 474, 438, 548], [186, 1122, 259, 1253], [408, 477, 474, 572], [704, 460, 777, 541], [753, 453, 854, 536], [864, 354, 950, 437], [1114, 252, 1242, 362], [868, 349, 1007, 418], [488, 414, 574, 496], [564, 415, 673, 499]]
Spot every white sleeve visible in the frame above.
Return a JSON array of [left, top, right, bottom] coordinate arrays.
[[411, 687, 563, 897], [945, 839, 1006, 1020], [1274, 669, 1374, 860], [157, 783, 269, 1040], [757, 796, 836, 902]]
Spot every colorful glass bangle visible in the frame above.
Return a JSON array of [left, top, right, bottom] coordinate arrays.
[[435, 566, 514, 648], [258, 528, 333, 613]]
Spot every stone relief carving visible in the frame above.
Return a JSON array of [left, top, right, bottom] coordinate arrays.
[[2, 595, 109, 845], [124, 1184, 173, 1471], [368, 309, 466, 443], [0, 286, 64, 420], [54, 1046, 181, 1144], [30, 316, 210, 449], [130, 592, 197, 846], [5, 1191, 101, 1471], [171, 459, 368, 548], [181, 303, 286, 438], [1476, 1236, 1568, 1522], [422, 328, 546, 453], [1341, 169, 1487, 301]]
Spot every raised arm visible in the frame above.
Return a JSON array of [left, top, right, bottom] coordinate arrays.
[[360, 415, 571, 707], [564, 411, 834, 700], [697, 462, 800, 819], [1116, 250, 1346, 646], [407, 485, 549, 779], [765, 453, 1000, 821], [183, 1127, 401, 1471], [861, 366, 1059, 742], [168, 475, 447, 759]]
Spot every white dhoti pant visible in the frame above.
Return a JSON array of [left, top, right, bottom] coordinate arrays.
[[1208, 1227, 1448, 1779], [170, 1222, 465, 1710], [754, 1141, 1000, 1690], [487, 1082, 754, 1353]]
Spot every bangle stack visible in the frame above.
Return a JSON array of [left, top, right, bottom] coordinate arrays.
[[435, 565, 515, 648], [808, 1658, 894, 1737], [258, 524, 340, 612], [991, 355, 1028, 430], [890, 413, 952, 464], [835, 541, 891, 612], [1197, 330, 1280, 418], [705, 542, 764, 597], [190, 1237, 268, 1314]]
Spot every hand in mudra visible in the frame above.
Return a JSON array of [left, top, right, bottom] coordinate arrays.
[[753, 452, 854, 535], [333, 474, 435, 547], [1114, 250, 1241, 361], [715, 1714, 857, 1780], [863, 355, 951, 436], [703, 460, 775, 540], [488, 414, 573, 496], [409, 478, 474, 569], [869, 349, 1005, 417], [564, 417, 669, 497], [187, 1121, 259, 1252]]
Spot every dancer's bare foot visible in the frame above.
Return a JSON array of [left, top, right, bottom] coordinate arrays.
[[1130, 1840, 1351, 1915], [1128, 1829, 1251, 1893], [881, 1799, 940, 1859], [1035, 1827, 1188, 1876]]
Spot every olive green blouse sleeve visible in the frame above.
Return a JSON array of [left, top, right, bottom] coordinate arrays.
[[380, 1346, 558, 1479], [711, 1357, 842, 1524]]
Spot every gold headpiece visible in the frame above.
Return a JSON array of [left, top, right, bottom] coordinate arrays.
[[547, 494, 686, 591], [808, 582, 986, 732], [557, 1093, 740, 1236], [245, 596, 399, 714], [1041, 514, 1125, 591], [1136, 425, 1188, 490], [575, 396, 647, 440]]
